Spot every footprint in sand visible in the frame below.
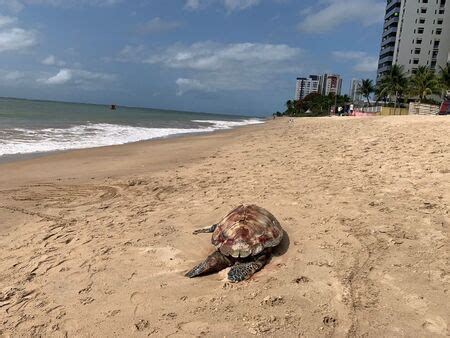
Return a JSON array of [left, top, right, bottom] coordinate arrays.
[[60, 318, 81, 335], [130, 291, 146, 317], [178, 321, 210, 336], [421, 317, 447, 335]]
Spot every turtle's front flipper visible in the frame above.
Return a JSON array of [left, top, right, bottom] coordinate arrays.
[[192, 224, 218, 235], [228, 254, 269, 282], [185, 251, 232, 278]]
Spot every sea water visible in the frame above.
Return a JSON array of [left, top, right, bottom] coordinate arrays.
[[0, 98, 264, 159]]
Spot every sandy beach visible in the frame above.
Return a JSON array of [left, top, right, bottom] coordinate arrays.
[[0, 116, 449, 337]]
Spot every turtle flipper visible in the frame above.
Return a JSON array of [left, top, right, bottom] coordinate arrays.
[[228, 254, 269, 282], [185, 251, 232, 278], [192, 224, 218, 235]]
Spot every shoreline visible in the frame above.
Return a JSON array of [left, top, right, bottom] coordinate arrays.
[[0, 119, 266, 165], [0, 121, 267, 187]]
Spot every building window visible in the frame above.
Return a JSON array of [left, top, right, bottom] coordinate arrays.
[[416, 38, 422, 44], [420, 8, 427, 14], [439, 9, 445, 14], [436, 28, 442, 35], [415, 48, 421, 54], [418, 27, 424, 34], [419, 18, 426, 24], [437, 19, 443, 25], [434, 40, 440, 48], [413, 59, 419, 64]]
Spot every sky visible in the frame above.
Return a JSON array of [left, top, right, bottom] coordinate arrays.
[[0, 0, 387, 116]]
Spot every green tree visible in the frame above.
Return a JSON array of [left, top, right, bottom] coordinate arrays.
[[377, 65, 408, 107], [438, 64, 450, 96], [285, 100, 295, 115], [357, 79, 375, 106], [408, 66, 439, 102]]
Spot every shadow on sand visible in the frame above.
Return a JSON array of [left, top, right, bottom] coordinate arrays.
[[272, 230, 290, 257]]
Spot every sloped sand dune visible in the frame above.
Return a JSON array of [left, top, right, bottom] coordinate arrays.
[[0, 116, 448, 336]]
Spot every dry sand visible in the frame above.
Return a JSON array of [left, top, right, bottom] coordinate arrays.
[[0, 116, 449, 337]]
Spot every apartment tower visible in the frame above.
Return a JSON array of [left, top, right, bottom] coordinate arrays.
[[320, 74, 343, 96], [295, 75, 321, 100], [377, 0, 450, 80]]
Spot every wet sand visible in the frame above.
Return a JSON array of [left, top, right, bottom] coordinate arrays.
[[0, 116, 449, 336]]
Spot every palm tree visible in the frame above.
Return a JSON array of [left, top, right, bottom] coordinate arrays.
[[377, 64, 408, 107], [285, 100, 295, 115], [408, 66, 439, 102], [438, 64, 450, 97], [357, 79, 375, 106]]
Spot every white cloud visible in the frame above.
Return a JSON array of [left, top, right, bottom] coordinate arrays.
[[298, 0, 385, 33], [145, 41, 301, 94], [146, 42, 299, 70], [176, 78, 211, 95], [332, 51, 378, 72], [40, 68, 72, 84], [0, 27, 37, 52], [185, 0, 261, 11], [0, 0, 24, 13], [137, 17, 182, 34], [104, 44, 145, 63], [0, 69, 32, 87], [38, 68, 116, 89], [0, 15, 17, 27], [0, 0, 122, 12], [3, 70, 26, 81], [224, 0, 260, 10], [0, 14, 37, 53], [42, 54, 66, 66]]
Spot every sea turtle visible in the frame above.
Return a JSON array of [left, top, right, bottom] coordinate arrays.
[[185, 204, 284, 282]]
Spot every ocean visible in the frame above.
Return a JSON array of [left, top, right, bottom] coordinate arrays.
[[0, 98, 264, 160]]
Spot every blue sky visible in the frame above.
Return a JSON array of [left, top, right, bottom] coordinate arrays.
[[0, 0, 386, 115]]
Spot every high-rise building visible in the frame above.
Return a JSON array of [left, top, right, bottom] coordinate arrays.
[[377, 0, 450, 80], [350, 79, 363, 102], [320, 74, 343, 96], [295, 75, 321, 100]]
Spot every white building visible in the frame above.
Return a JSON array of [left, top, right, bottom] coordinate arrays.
[[350, 79, 363, 102], [320, 74, 343, 96], [377, 0, 450, 79], [295, 75, 321, 100]]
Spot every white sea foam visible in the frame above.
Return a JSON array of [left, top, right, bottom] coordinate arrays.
[[191, 119, 264, 128], [0, 119, 264, 156]]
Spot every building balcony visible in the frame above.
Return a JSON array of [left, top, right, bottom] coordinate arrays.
[[379, 55, 394, 64], [377, 64, 392, 74], [382, 35, 397, 47], [385, 2, 401, 18], [382, 26, 398, 37], [384, 16, 399, 29], [380, 45, 395, 54]]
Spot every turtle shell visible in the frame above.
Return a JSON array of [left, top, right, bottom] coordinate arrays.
[[211, 204, 283, 258]]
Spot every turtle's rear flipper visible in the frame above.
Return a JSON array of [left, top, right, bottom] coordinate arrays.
[[228, 254, 269, 282], [185, 251, 232, 278]]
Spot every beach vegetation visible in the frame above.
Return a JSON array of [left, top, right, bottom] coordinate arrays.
[[280, 93, 350, 117], [408, 66, 440, 102], [376, 65, 408, 107], [357, 79, 375, 106], [438, 64, 450, 94]]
